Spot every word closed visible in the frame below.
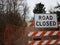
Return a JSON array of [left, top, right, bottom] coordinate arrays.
[[34, 14, 57, 28]]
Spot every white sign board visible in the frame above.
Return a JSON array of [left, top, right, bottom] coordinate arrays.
[[34, 14, 57, 28]]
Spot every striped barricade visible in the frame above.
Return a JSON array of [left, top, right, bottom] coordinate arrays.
[[28, 31, 60, 37], [27, 22, 60, 45], [28, 40, 60, 45]]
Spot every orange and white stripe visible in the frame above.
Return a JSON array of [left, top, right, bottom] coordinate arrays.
[[28, 40, 60, 45], [28, 22, 34, 27], [58, 22, 60, 26], [28, 31, 60, 37]]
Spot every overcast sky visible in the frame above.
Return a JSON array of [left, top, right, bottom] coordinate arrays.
[[26, 0, 60, 17]]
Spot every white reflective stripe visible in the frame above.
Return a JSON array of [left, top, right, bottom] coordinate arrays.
[[28, 41, 32, 44], [34, 41, 40, 45], [58, 41, 60, 44], [42, 40, 48, 44], [28, 23, 34, 27], [28, 23, 31, 27], [28, 40, 60, 45], [35, 32, 42, 36], [28, 32, 34, 36], [58, 24, 60, 26], [44, 31, 51, 36], [52, 31, 58, 35], [28, 23, 32, 27], [49, 40, 56, 44]]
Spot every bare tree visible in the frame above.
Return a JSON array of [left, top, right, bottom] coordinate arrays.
[[0, 0, 4, 14], [49, 2, 60, 21], [17, 0, 29, 21]]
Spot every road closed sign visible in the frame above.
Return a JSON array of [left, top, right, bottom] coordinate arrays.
[[34, 14, 58, 28]]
